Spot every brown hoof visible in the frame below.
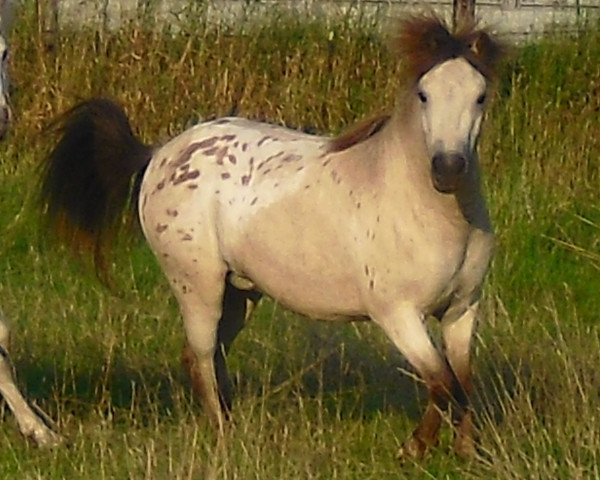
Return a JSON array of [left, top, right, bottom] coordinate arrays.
[[453, 433, 477, 460], [397, 435, 431, 462]]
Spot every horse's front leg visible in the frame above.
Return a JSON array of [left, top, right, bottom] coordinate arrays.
[[0, 316, 62, 447], [442, 302, 480, 458], [374, 304, 455, 459]]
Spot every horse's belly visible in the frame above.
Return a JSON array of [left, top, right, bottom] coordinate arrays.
[[234, 261, 366, 321], [222, 202, 366, 320]]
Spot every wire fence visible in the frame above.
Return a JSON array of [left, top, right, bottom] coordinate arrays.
[[36, 0, 600, 40]]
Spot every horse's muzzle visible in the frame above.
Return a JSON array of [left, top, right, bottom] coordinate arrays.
[[431, 151, 468, 193]]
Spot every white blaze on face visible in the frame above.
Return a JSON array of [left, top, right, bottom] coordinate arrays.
[[417, 58, 487, 158]]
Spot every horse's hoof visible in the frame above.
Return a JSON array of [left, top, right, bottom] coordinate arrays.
[[397, 436, 429, 462], [453, 434, 477, 460], [24, 425, 63, 448]]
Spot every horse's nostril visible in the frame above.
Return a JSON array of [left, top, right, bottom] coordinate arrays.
[[432, 152, 467, 177], [451, 154, 467, 175]]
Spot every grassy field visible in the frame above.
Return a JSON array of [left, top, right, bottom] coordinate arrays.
[[0, 4, 599, 479]]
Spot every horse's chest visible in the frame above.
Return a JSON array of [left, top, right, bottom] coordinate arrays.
[[365, 216, 470, 312]]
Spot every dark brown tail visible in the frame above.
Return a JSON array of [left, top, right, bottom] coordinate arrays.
[[39, 98, 152, 276]]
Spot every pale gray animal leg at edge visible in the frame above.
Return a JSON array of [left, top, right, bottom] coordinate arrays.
[[0, 314, 62, 446]]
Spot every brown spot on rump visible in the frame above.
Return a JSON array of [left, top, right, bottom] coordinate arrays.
[[227, 154, 237, 165], [192, 137, 219, 148], [188, 184, 199, 189], [182, 233, 193, 241], [166, 208, 178, 217], [203, 146, 219, 156], [221, 172, 231, 180], [212, 118, 231, 125], [160, 158, 167, 168], [156, 180, 165, 190], [257, 136, 273, 147], [369, 279, 375, 290], [215, 146, 228, 165], [250, 197, 258, 206], [257, 152, 284, 171], [328, 113, 391, 153], [220, 134, 237, 142], [242, 143, 249, 152], [241, 157, 254, 186], [172, 139, 218, 168], [282, 154, 302, 163], [173, 170, 200, 185], [156, 223, 168, 233]]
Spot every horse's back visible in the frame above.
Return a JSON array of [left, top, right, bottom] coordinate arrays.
[[138, 117, 371, 318]]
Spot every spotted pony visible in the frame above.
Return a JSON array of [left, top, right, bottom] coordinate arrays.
[[40, 15, 503, 458]]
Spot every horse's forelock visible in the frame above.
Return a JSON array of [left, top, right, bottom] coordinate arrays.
[[391, 15, 505, 83]]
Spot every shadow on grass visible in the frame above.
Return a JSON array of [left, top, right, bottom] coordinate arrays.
[[6, 315, 536, 438], [7, 321, 425, 429]]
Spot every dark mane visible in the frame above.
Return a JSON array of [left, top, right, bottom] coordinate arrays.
[[390, 14, 505, 82], [328, 15, 504, 153], [328, 113, 391, 153]]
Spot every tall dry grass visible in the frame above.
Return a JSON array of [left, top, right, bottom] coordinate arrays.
[[0, 3, 598, 478]]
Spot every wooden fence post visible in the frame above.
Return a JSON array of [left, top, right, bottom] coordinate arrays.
[[36, 0, 59, 49], [453, 0, 476, 29]]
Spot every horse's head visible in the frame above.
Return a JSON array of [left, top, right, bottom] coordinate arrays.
[[416, 57, 487, 193], [393, 16, 504, 193]]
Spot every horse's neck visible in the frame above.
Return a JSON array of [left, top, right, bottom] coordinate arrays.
[[377, 108, 489, 231]]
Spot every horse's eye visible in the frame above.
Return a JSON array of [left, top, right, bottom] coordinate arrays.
[[418, 91, 428, 104], [476, 93, 486, 105]]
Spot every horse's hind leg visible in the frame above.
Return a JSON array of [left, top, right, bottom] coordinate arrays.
[[0, 315, 62, 447], [183, 283, 261, 415], [168, 262, 229, 432]]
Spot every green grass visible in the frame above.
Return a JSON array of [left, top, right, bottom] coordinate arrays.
[[0, 3, 599, 478]]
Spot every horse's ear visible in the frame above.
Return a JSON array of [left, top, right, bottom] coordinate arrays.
[[424, 22, 452, 52], [469, 30, 505, 73]]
